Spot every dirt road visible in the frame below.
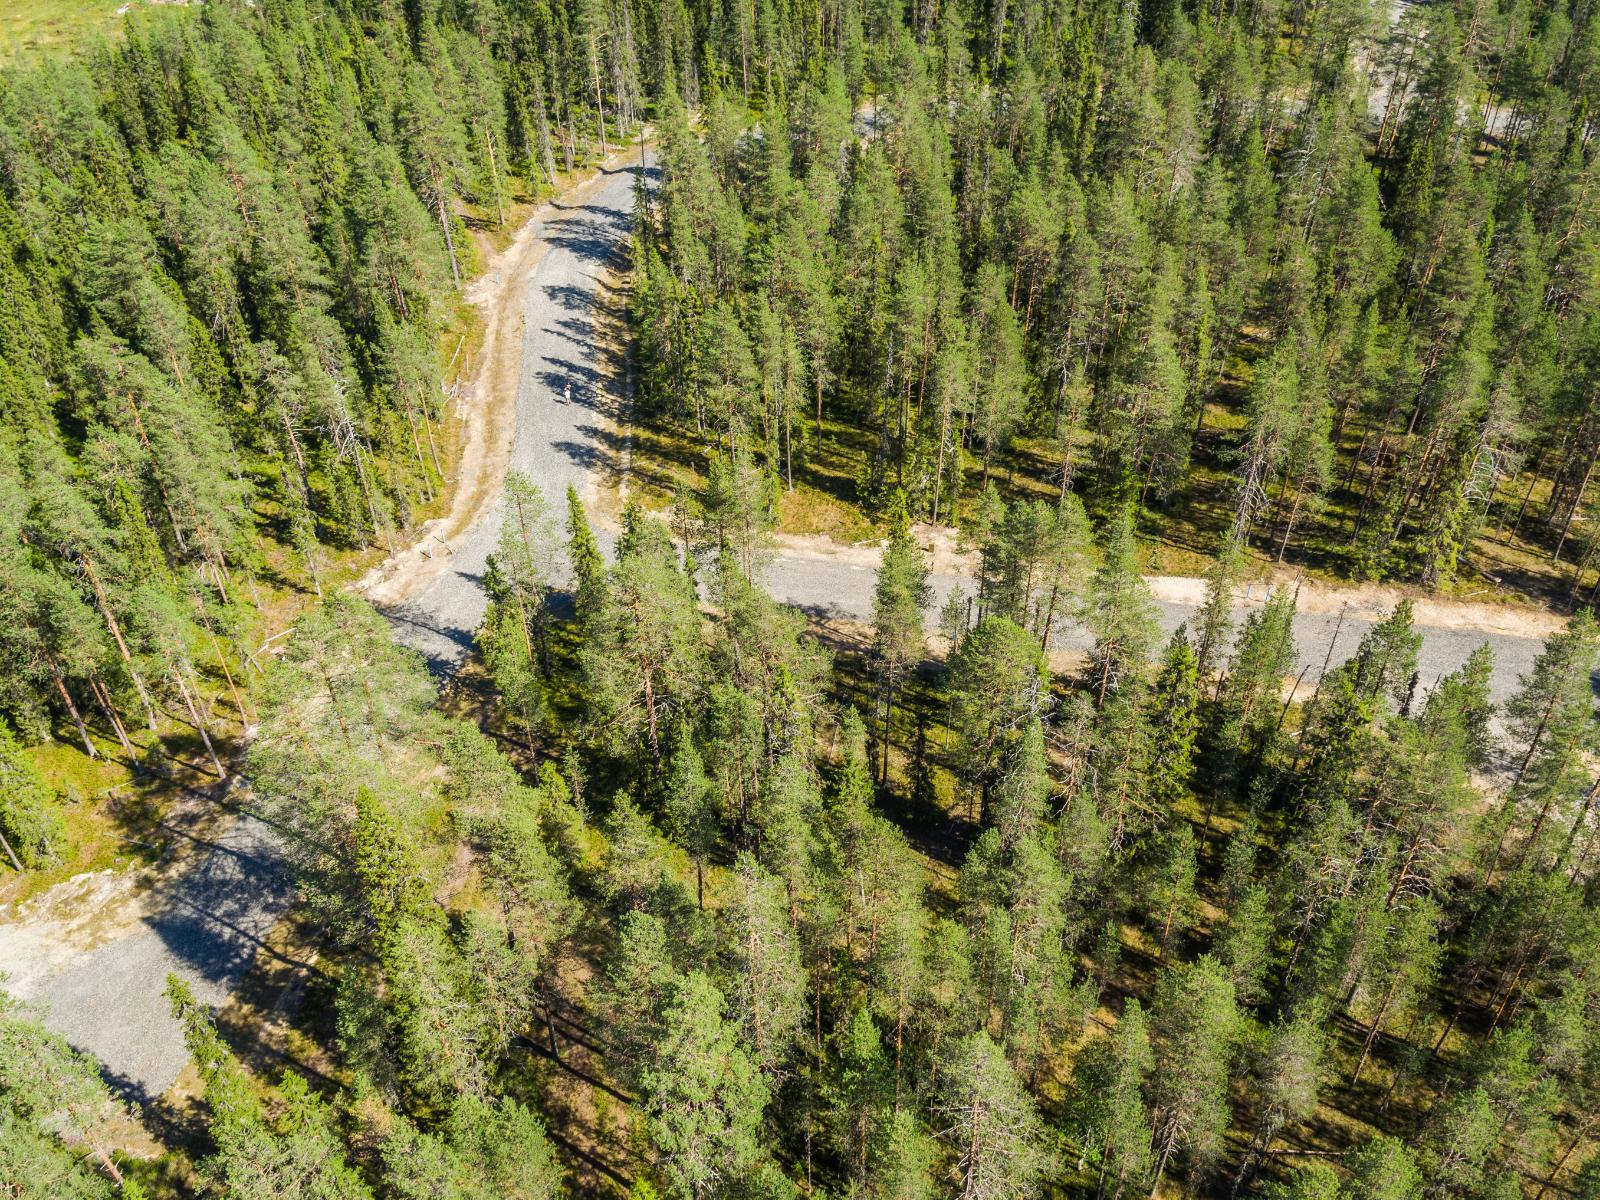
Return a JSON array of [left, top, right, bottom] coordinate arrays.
[[362, 156, 642, 670]]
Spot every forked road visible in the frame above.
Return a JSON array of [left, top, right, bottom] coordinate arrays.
[[0, 159, 652, 1107], [0, 148, 1551, 1107], [373, 150, 1548, 713]]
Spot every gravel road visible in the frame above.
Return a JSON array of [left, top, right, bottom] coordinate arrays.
[[383, 163, 641, 671], [0, 142, 1547, 1106], [0, 793, 292, 1100], [765, 562, 1543, 711]]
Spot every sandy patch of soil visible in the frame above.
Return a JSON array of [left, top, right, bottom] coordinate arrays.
[[0, 867, 153, 995], [1144, 572, 1566, 638], [771, 521, 977, 576], [0, 780, 239, 995]]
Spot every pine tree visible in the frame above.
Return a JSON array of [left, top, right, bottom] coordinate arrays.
[[382, 1094, 562, 1200], [1145, 821, 1200, 962], [167, 975, 373, 1200], [1146, 956, 1241, 1189], [933, 1030, 1050, 1200], [352, 786, 430, 950], [1216, 882, 1275, 1006], [641, 972, 771, 1200], [1343, 1137, 1423, 1200], [1079, 507, 1160, 707], [1194, 536, 1244, 683], [947, 617, 1049, 825], [0, 716, 63, 870], [597, 911, 682, 1092], [720, 854, 805, 1075], [1493, 609, 1600, 873], [1233, 1018, 1324, 1192], [1068, 999, 1154, 1198], [1349, 897, 1444, 1086], [583, 509, 704, 764], [872, 493, 932, 783], [0, 991, 134, 1191], [665, 723, 719, 910]]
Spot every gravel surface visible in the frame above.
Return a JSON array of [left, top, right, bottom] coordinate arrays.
[[0, 798, 291, 1100], [764, 562, 1542, 711], [377, 148, 1545, 707], [384, 163, 641, 671]]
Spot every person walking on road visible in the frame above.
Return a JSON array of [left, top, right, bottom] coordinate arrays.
[[563, 380, 572, 404]]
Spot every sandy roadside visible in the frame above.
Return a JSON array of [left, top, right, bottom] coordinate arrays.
[[358, 146, 646, 610]]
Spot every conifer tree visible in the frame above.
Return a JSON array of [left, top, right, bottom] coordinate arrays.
[[0, 716, 63, 870], [583, 508, 704, 764], [720, 854, 805, 1075], [567, 484, 608, 631], [0, 991, 134, 1191], [1145, 822, 1200, 961], [947, 617, 1049, 824], [641, 972, 771, 1200], [665, 723, 719, 910], [1493, 609, 1600, 872], [1233, 1018, 1324, 1192], [872, 493, 933, 783], [1079, 508, 1160, 706], [933, 1030, 1050, 1200], [1194, 537, 1244, 683], [1147, 626, 1200, 810], [167, 975, 373, 1200], [1146, 956, 1241, 1189], [1216, 883, 1275, 1006], [1068, 998, 1154, 1199]]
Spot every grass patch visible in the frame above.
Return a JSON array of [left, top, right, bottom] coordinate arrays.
[[0, 0, 158, 63], [777, 481, 878, 541]]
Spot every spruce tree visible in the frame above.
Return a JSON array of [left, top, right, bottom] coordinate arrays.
[[1148, 626, 1201, 810], [665, 723, 719, 910]]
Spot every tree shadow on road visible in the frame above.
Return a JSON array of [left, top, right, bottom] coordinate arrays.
[[380, 597, 480, 676], [542, 207, 633, 267], [541, 282, 603, 313]]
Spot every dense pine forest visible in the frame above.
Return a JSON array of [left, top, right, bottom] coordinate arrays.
[[4, 0, 1600, 1198], [630, 0, 1600, 599]]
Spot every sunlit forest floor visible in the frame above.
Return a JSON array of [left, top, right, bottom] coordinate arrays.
[[619, 338, 1582, 615]]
